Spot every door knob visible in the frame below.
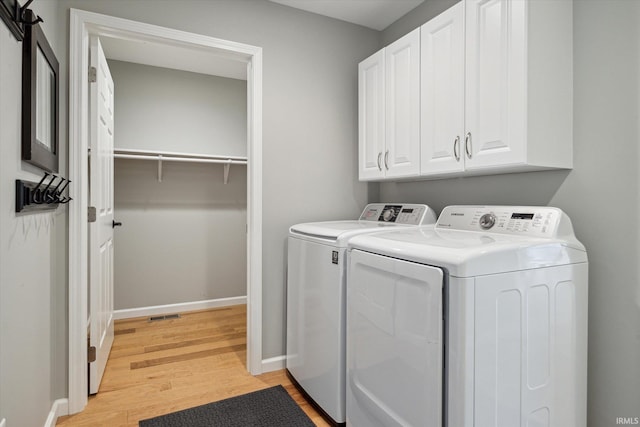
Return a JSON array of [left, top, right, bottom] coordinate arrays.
[[112, 220, 122, 228]]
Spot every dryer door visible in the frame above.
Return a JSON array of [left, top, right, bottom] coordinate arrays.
[[347, 249, 444, 427]]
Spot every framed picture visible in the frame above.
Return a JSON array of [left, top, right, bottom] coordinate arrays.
[[22, 9, 59, 172], [0, 0, 24, 41]]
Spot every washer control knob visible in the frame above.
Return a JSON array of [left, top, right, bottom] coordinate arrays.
[[479, 213, 496, 230], [382, 208, 394, 222]]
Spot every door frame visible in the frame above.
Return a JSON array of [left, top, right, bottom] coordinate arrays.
[[68, 8, 263, 414]]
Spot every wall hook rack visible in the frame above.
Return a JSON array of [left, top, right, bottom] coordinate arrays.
[[16, 172, 72, 213]]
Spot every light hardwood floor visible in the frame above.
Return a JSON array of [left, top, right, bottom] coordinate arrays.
[[57, 305, 331, 426]]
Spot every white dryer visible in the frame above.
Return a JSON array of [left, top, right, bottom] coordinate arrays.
[[346, 205, 588, 427], [286, 204, 437, 425]]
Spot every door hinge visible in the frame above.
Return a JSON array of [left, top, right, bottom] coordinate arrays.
[[88, 345, 97, 363], [88, 206, 97, 223], [89, 66, 97, 83]]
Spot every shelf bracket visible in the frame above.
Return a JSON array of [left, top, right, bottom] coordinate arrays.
[[223, 159, 231, 184], [157, 155, 163, 182]]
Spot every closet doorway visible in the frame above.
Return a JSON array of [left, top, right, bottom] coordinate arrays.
[[68, 9, 263, 415]]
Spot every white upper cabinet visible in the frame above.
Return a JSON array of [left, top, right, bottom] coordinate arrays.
[[464, 0, 526, 170], [358, 50, 386, 180], [359, 28, 420, 181], [384, 28, 421, 179], [420, 2, 465, 176], [362, 0, 573, 181], [464, 0, 573, 174]]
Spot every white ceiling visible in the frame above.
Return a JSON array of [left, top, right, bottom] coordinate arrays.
[[100, 37, 248, 81], [101, 0, 425, 79], [269, 0, 425, 31]]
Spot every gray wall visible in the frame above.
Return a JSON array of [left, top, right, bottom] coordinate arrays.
[[108, 60, 247, 156], [0, 1, 68, 426], [114, 160, 248, 309], [109, 61, 247, 309], [379, 1, 640, 425], [57, 0, 379, 360]]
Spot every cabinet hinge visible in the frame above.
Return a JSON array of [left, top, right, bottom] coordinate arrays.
[[88, 206, 97, 223], [89, 66, 97, 83]]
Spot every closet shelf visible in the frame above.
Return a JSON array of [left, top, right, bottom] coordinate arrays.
[[113, 148, 247, 184]]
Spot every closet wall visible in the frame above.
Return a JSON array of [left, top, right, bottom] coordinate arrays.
[[109, 60, 247, 310]]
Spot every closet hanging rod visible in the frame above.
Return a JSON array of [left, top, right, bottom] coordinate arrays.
[[113, 148, 247, 162], [113, 154, 247, 165]]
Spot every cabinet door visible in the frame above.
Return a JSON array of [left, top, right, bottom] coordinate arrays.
[[384, 28, 421, 179], [420, 2, 465, 176], [465, 0, 526, 170], [358, 50, 385, 180]]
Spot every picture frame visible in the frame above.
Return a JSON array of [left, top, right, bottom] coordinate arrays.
[[22, 9, 59, 173], [0, 0, 24, 41]]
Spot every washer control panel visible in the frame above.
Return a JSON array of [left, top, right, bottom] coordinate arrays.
[[359, 204, 431, 225], [437, 206, 563, 237]]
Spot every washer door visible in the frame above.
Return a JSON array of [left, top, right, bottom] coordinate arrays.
[[347, 249, 444, 427]]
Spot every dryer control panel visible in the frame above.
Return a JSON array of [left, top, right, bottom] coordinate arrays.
[[436, 206, 565, 238], [359, 204, 434, 225]]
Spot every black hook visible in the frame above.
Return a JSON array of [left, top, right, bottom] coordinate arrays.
[[30, 173, 49, 204], [51, 177, 65, 195], [41, 174, 56, 194], [44, 191, 58, 204], [34, 174, 57, 204], [17, 3, 43, 26], [33, 172, 49, 192], [57, 179, 71, 195]]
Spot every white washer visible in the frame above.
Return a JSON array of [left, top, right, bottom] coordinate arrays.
[[286, 204, 437, 425], [346, 205, 588, 427]]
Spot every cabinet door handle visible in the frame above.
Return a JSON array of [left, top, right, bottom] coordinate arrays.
[[377, 152, 382, 171], [384, 150, 389, 170], [454, 136, 461, 161], [465, 132, 472, 159]]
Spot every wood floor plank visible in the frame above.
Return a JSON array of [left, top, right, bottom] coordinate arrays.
[[143, 331, 246, 353], [57, 305, 330, 427], [131, 343, 246, 369]]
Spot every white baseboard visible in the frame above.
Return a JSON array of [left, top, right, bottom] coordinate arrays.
[[44, 398, 69, 427], [261, 355, 286, 373], [113, 296, 247, 320]]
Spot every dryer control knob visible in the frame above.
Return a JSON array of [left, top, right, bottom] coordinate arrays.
[[479, 213, 496, 230]]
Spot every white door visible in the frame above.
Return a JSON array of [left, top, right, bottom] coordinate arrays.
[[420, 2, 465, 176], [88, 35, 115, 394], [465, 0, 526, 169], [358, 50, 385, 181], [347, 249, 443, 427], [384, 28, 421, 179]]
